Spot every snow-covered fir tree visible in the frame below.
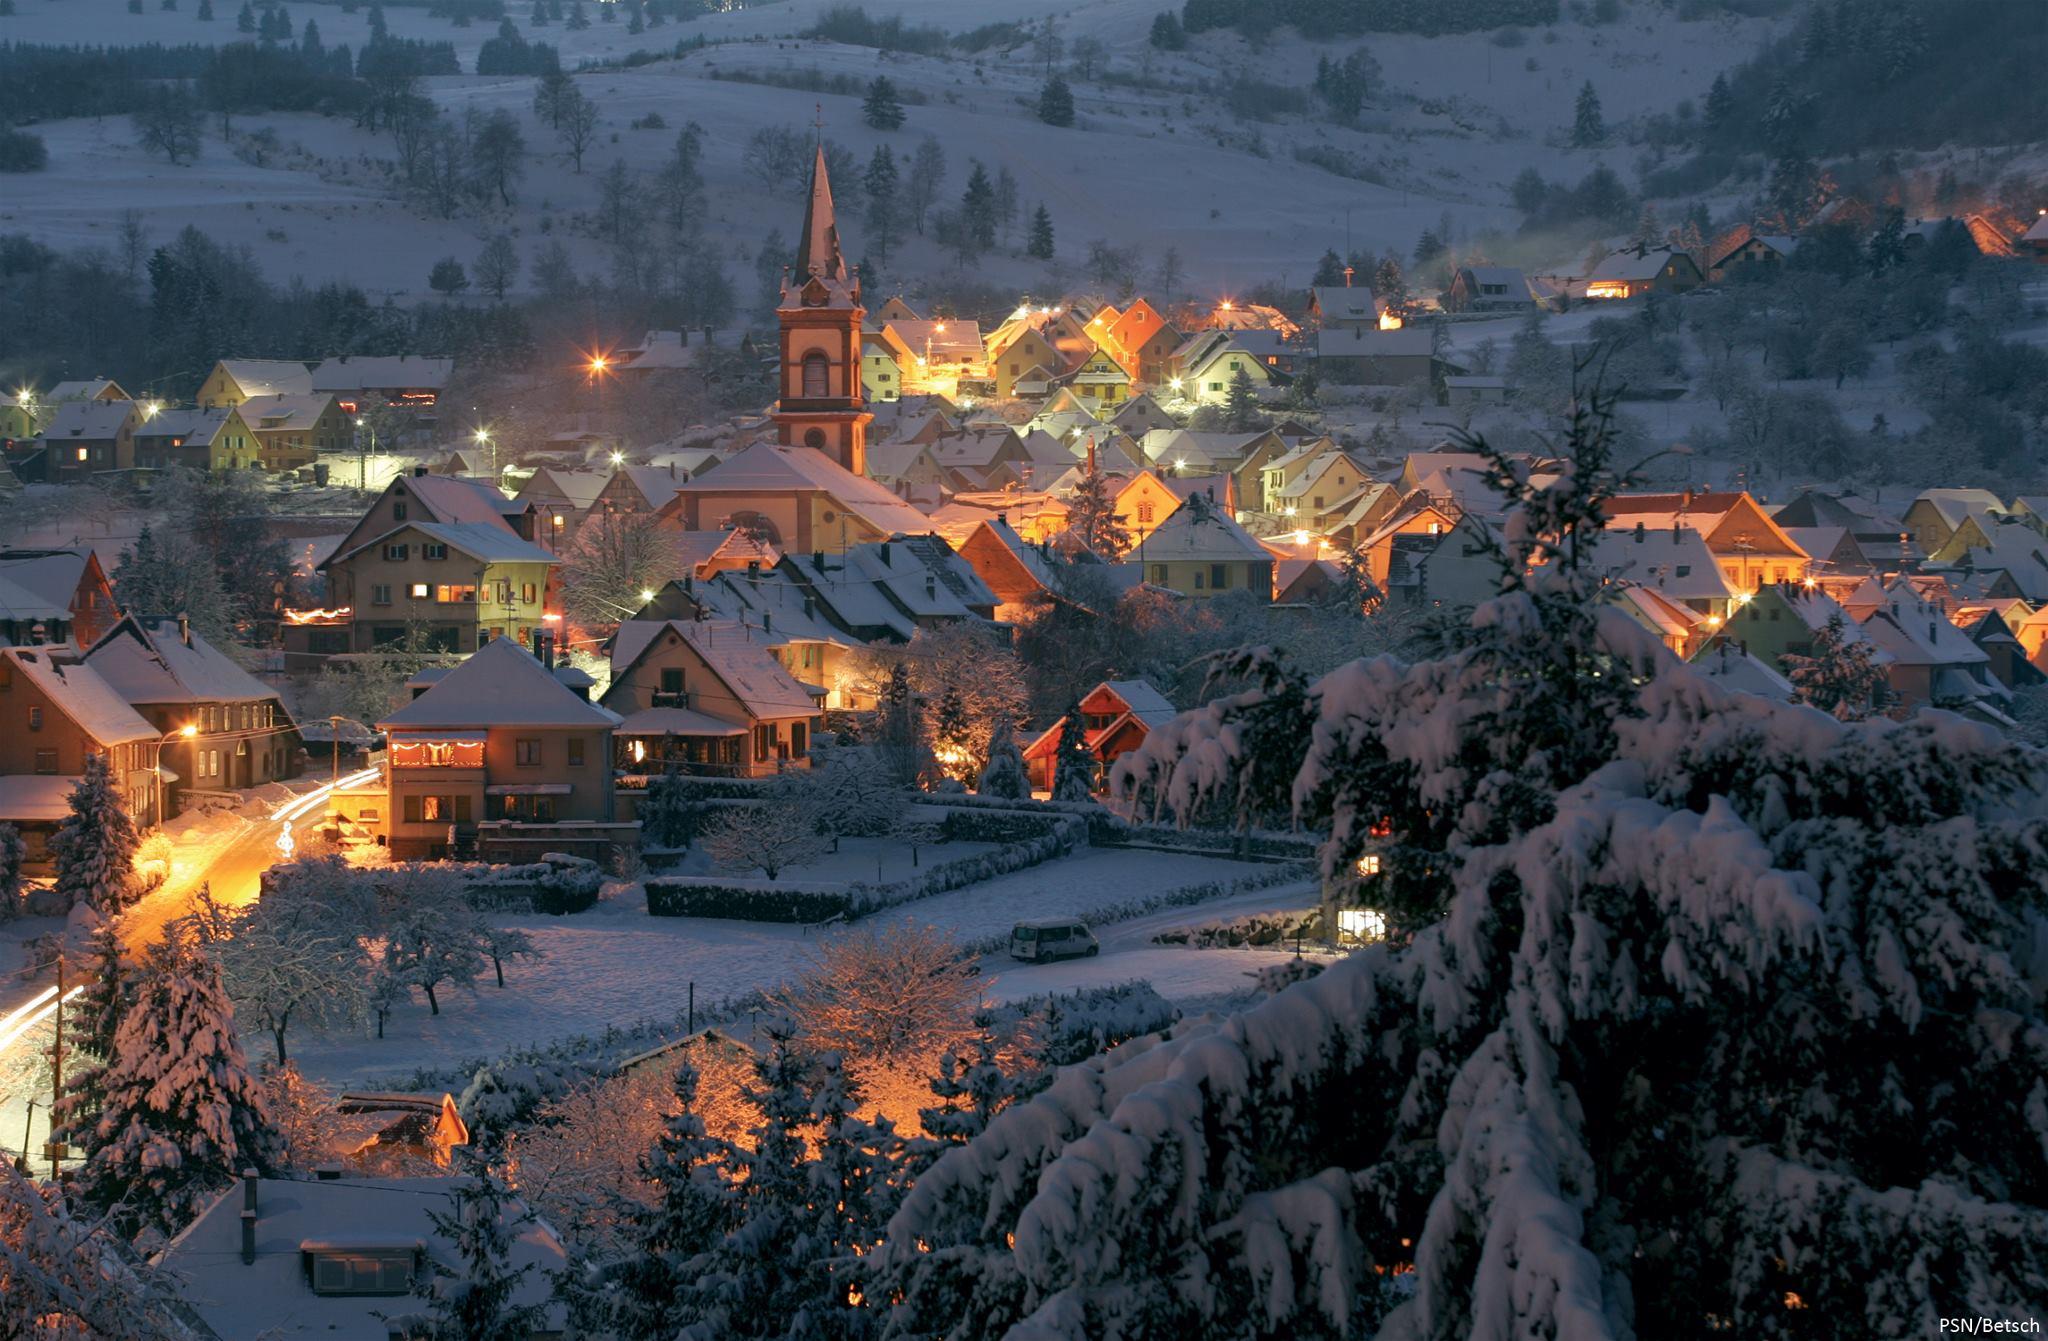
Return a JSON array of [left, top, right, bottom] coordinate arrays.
[[50, 753, 139, 915], [1048, 703, 1096, 802], [1781, 609, 1888, 720], [868, 395, 2048, 1338], [637, 769, 708, 849], [0, 821, 23, 920], [975, 717, 1031, 800], [796, 1053, 902, 1336], [52, 923, 130, 1149], [578, 1058, 739, 1340], [411, 1145, 551, 1339], [932, 685, 974, 784], [0, 1160, 190, 1338], [78, 927, 278, 1243]]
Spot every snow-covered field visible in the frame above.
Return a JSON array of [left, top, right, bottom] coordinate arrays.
[[283, 843, 1289, 1090], [0, 0, 1785, 299]]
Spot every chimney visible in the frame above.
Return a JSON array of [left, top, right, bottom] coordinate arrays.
[[414, 466, 428, 477], [803, 594, 817, 619], [762, 611, 772, 635], [240, 1169, 259, 1265], [813, 550, 826, 571], [925, 574, 937, 599], [668, 461, 676, 479], [1633, 521, 1644, 542], [880, 541, 892, 566], [747, 559, 761, 577], [1680, 487, 1694, 508], [178, 612, 191, 645]]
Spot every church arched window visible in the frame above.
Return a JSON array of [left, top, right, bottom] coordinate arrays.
[[801, 351, 831, 398]]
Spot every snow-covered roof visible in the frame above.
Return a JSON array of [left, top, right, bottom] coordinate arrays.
[[0, 570, 70, 625], [39, 399, 134, 440], [0, 550, 91, 612], [84, 616, 282, 706], [43, 378, 123, 402], [1591, 528, 1735, 602], [1316, 326, 1435, 359], [865, 440, 939, 482], [1460, 264, 1530, 289], [608, 464, 689, 510], [135, 406, 235, 441], [154, 1174, 565, 1341], [613, 705, 749, 737], [239, 393, 334, 432], [1914, 488, 2006, 529], [310, 354, 455, 392], [885, 319, 984, 361], [1856, 594, 1990, 669], [1689, 642, 1796, 701], [402, 473, 524, 525], [381, 637, 619, 730], [518, 467, 611, 510], [1128, 498, 1269, 565], [679, 442, 936, 538], [616, 619, 821, 721], [334, 521, 557, 568], [2, 646, 158, 745], [1589, 248, 1689, 282], [1101, 679, 1177, 727], [1310, 287, 1383, 323], [0, 774, 78, 822], [217, 359, 313, 398]]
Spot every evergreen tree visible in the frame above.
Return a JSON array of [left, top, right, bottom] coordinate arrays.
[[1062, 462, 1129, 559], [862, 145, 902, 265], [914, 1022, 1021, 1173], [975, 717, 1030, 800], [567, 0, 588, 28], [1311, 248, 1346, 286], [1703, 71, 1732, 128], [1049, 703, 1096, 801], [1025, 203, 1055, 260], [299, 16, 321, 57], [530, 0, 546, 23], [1148, 9, 1185, 49], [861, 75, 905, 131], [366, 0, 385, 36], [798, 1053, 900, 1327], [877, 660, 922, 785], [52, 924, 129, 1147], [637, 770, 707, 849], [1781, 610, 1887, 720], [415, 1146, 550, 1338], [428, 256, 469, 296], [1571, 79, 1604, 146], [0, 822, 23, 921], [626, 3, 642, 33], [235, 0, 253, 30], [1037, 76, 1075, 128], [196, 0, 213, 16], [50, 754, 138, 916], [1412, 229, 1445, 265], [1867, 205, 1908, 275], [589, 1059, 737, 1339], [1370, 254, 1409, 311], [78, 928, 277, 1242], [932, 685, 974, 783], [1223, 364, 1261, 430], [959, 161, 997, 253]]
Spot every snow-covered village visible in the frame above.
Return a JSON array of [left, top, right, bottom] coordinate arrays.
[[0, 0, 2045, 1334]]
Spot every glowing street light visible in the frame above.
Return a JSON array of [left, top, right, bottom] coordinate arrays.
[[639, 588, 658, 603], [609, 450, 626, 466], [180, 723, 198, 738]]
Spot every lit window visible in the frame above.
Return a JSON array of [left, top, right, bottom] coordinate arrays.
[[76, 447, 89, 461], [1356, 853, 1382, 876], [408, 583, 430, 599], [1336, 908, 1387, 942]]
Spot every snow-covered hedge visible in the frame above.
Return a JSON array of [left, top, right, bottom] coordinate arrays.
[[645, 880, 855, 924], [954, 863, 1314, 958], [1087, 814, 1321, 861], [1151, 908, 1319, 949], [612, 774, 774, 801], [984, 982, 1181, 1067], [937, 808, 1067, 846], [263, 853, 603, 915]]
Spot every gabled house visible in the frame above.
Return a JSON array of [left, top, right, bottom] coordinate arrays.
[[319, 520, 557, 655], [1706, 232, 1800, 282], [595, 463, 692, 514], [1444, 266, 1534, 313], [929, 426, 1030, 492], [601, 618, 823, 778], [1904, 488, 2007, 556], [1688, 641, 1800, 703], [1063, 349, 1132, 412], [1591, 524, 1739, 619], [83, 614, 304, 809], [1707, 582, 1877, 670], [1585, 247, 1703, 300], [40, 399, 139, 479], [956, 517, 1065, 620], [1125, 494, 1272, 600], [238, 392, 349, 470], [310, 354, 456, 415], [865, 440, 949, 503], [1954, 606, 2045, 691], [0, 646, 162, 866], [1928, 516, 2048, 603], [1316, 323, 1436, 389], [776, 535, 998, 642], [622, 561, 862, 709], [1170, 331, 1285, 404], [1604, 491, 1811, 592], [1855, 576, 2002, 718], [132, 405, 261, 472], [1268, 449, 1375, 526], [1609, 582, 1708, 657], [1114, 470, 1189, 545], [514, 467, 611, 539], [659, 440, 935, 554], [43, 378, 131, 405], [1109, 393, 1178, 436], [1023, 679, 1178, 794], [1103, 298, 1182, 387], [154, 1172, 567, 1341], [987, 325, 1066, 400], [1307, 286, 1383, 331], [0, 547, 120, 648], [1386, 512, 1501, 609], [862, 326, 908, 403], [196, 359, 313, 408], [1350, 493, 1459, 584], [378, 635, 623, 861]]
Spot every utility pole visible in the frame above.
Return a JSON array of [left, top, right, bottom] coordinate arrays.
[[331, 715, 343, 791], [49, 956, 65, 1183]]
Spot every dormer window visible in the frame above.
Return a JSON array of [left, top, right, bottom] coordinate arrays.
[[303, 1240, 421, 1295]]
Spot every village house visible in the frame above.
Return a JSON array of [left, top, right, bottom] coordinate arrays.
[[1204, 299, 1301, 339], [1706, 233, 1800, 283], [43, 378, 131, 407], [862, 326, 912, 402], [1386, 513, 1501, 610], [1139, 428, 1287, 512], [320, 520, 557, 655], [625, 561, 863, 709], [1348, 493, 1460, 583], [1103, 298, 1183, 387], [1307, 285, 1385, 332], [1772, 488, 1920, 570], [1706, 583, 1877, 672], [1169, 331, 1286, 404], [928, 490, 1071, 548], [0, 393, 39, 442], [132, 405, 261, 472], [1929, 518, 2048, 604], [1584, 247, 1704, 300], [1903, 488, 2007, 556], [1064, 347, 1133, 412], [1267, 448, 1376, 528], [602, 617, 823, 779], [955, 517, 1066, 621], [39, 398, 140, 479], [1604, 491, 1811, 592], [83, 614, 303, 811], [1855, 576, 2005, 723], [774, 535, 999, 642], [1023, 679, 1178, 794], [1690, 641, 1801, 702], [985, 323, 1066, 400], [1443, 375, 1509, 409], [513, 467, 612, 541], [238, 392, 350, 470], [310, 354, 456, 417], [1126, 495, 1272, 599], [1109, 394, 1179, 436], [593, 463, 693, 515], [195, 359, 314, 408], [0, 547, 121, 647], [661, 440, 936, 553], [1591, 524, 1740, 621], [378, 635, 624, 862], [1444, 266, 1535, 313], [863, 440, 947, 503], [154, 1171, 567, 1341], [0, 646, 163, 867], [1609, 582, 1709, 657], [1316, 323, 1437, 389]]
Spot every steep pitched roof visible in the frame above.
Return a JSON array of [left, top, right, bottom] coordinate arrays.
[[40, 399, 135, 440], [793, 143, 848, 286], [2, 645, 157, 745], [518, 467, 611, 510], [611, 465, 689, 510], [83, 615, 281, 706], [239, 393, 335, 432], [678, 441, 935, 537], [403, 474, 526, 527], [310, 355, 455, 392], [609, 619, 820, 721], [381, 637, 618, 729], [1591, 527, 1735, 602], [217, 359, 313, 398], [1130, 497, 1269, 564]]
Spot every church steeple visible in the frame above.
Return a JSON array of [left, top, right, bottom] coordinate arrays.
[[773, 127, 869, 476]]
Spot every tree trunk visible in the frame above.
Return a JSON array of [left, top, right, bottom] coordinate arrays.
[[273, 1024, 288, 1066], [493, 954, 505, 988], [424, 982, 440, 1015]]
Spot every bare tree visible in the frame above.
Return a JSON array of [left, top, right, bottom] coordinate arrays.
[[189, 880, 368, 1066], [560, 87, 599, 173], [905, 135, 946, 235], [560, 508, 678, 628], [475, 232, 521, 300], [698, 798, 827, 880], [132, 86, 203, 164], [741, 123, 807, 193], [773, 922, 981, 1094]]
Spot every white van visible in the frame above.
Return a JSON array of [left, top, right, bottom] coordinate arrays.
[[1010, 918, 1100, 962]]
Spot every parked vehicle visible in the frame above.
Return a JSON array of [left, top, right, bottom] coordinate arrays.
[[1009, 918, 1100, 962]]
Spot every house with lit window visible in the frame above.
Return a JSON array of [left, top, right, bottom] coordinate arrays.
[[39, 399, 140, 479], [1444, 266, 1535, 313], [238, 393, 349, 471], [1591, 524, 1740, 621], [513, 468, 611, 539], [1604, 491, 1811, 593], [0, 646, 162, 868], [378, 635, 624, 862], [1307, 286, 1384, 332], [132, 405, 261, 472], [310, 354, 456, 416], [1584, 247, 1703, 300], [0, 547, 120, 648], [1022, 679, 1178, 794], [82, 614, 303, 812], [195, 359, 313, 409], [658, 440, 936, 554], [1104, 298, 1182, 387], [986, 324, 1065, 400], [1123, 495, 1272, 600], [154, 1171, 566, 1341], [1063, 349, 1132, 412], [1169, 331, 1285, 404], [602, 618, 823, 778]]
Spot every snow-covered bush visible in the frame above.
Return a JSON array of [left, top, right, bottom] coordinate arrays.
[[645, 880, 853, 924]]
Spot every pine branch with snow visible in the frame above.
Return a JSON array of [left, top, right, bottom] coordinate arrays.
[[1048, 704, 1096, 803], [409, 1146, 551, 1340], [975, 717, 1031, 801], [1780, 608, 1888, 720], [0, 1160, 191, 1339], [51, 753, 140, 916]]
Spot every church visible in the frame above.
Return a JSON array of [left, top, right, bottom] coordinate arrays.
[[663, 143, 938, 551]]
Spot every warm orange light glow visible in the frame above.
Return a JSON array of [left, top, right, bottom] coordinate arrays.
[[1586, 281, 1631, 300], [589, 353, 610, 375], [283, 606, 352, 625], [389, 737, 486, 769], [1220, 299, 1233, 311], [1378, 309, 1404, 330], [179, 724, 198, 738]]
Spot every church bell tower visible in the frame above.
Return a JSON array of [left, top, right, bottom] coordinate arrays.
[[773, 142, 870, 476]]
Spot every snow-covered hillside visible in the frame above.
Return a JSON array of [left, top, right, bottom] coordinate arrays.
[[0, 0, 1789, 300]]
